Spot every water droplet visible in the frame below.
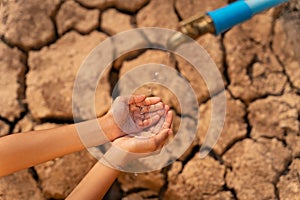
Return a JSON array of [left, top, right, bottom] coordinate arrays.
[[153, 71, 159, 82]]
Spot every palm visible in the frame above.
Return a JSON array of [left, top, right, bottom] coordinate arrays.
[[113, 109, 173, 154], [111, 95, 164, 135]]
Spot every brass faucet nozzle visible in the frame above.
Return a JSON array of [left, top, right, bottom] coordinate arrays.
[[179, 13, 215, 39], [167, 14, 215, 50]]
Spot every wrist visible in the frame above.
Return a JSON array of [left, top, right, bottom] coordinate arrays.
[[74, 118, 109, 148], [98, 112, 123, 142], [100, 144, 150, 170]]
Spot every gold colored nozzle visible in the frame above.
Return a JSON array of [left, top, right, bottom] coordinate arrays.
[[167, 14, 215, 50]]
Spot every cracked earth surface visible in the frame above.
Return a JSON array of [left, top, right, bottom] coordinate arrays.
[[0, 0, 300, 199]]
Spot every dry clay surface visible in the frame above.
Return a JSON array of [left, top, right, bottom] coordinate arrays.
[[1, 0, 300, 199]]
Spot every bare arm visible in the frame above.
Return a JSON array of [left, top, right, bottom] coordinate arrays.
[[66, 162, 120, 200], [0, 117, 110, 176], [0, 95, 164, 177], [0, 124, 83, 176], [67, 109, 173, 200]]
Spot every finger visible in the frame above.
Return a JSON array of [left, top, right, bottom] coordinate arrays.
[[135, 106, 171, 132], [139, 97, 162, 106], [150, 113, 165, 133], [129, 104, 140, 112], [132, 109, 164, 121], [130, 99, 162, 113], [162, 110, 173, 129], [139, 102, 164, 114], [148, 102, 164, 112], [132, 111, 162, 126], [136, 129, 170, 153], [143, 109, 165, 120], [132, 112, 144, 119], [151, 129, 171, 151], [164, 104, 170, 112], [129, 95, 146, 104], [138, 114, 160, 127], [158, 129, 173, 149]]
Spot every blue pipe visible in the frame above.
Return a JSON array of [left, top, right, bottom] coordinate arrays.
[[246, 0, 288, 14], [207, 0, 288, 35]]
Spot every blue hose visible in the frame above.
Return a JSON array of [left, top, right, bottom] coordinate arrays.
[[207, 0, 289, 35], [246, 0, 288, 14]]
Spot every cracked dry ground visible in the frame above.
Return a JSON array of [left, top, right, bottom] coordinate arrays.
[[1, 0, 300, 199]]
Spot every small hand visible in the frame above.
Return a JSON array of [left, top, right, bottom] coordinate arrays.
[[99, 95, 165, 142], [101, 109, 173, 169], [111, 95, 165, 133], [112, 109, 173, 153]]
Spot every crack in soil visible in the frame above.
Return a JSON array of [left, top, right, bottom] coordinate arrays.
[[273, 158, 293, 200], [158, 165, 172, 199], [27, 167, 44, 196], [269, 17, 295, 92], [173, 0, 183, 21], [223, 168, 238, 200], [2, 1, 300, 199]]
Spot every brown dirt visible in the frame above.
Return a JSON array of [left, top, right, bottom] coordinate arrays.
[[0, 0, 299, 199]]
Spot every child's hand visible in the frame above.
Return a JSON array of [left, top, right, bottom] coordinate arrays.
[[113, 109, 173, 153], [101, 95, 165, 141], [112, 95, 165, 133], [101, 109, 173, 169]]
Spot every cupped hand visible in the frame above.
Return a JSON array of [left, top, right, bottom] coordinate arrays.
[[112, 95, 166, 133], [112, 109, 173, 153], [101, 109, 173, 169], [100, 95, 166, 141]]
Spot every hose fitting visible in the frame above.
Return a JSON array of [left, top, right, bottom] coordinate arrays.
[[178, 13, 215, 39], [167, 0, 288, 50], [167, 13, 215, 50]]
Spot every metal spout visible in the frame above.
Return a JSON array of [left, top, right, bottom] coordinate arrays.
[[167, 13, 215, 50], [167, 0, 288, 50]]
